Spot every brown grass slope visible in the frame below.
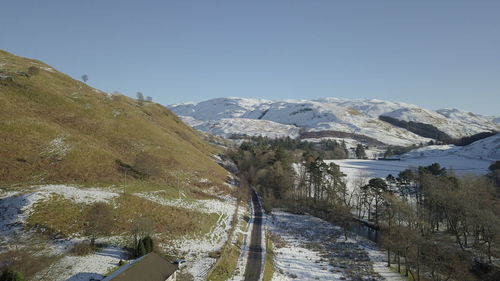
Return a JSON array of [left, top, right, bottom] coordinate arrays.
[[0, 50, 227, 187]]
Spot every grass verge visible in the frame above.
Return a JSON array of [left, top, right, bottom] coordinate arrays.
[[263, 233, 275, 281], [206, 205, 241, 281]]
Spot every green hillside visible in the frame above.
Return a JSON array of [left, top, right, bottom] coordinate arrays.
[[0, 50, 228, 189]]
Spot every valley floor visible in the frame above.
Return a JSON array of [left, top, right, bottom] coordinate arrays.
[[267, 211, 405, 281], [328, 156, 491, 191]]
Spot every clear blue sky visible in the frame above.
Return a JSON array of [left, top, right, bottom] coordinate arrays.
[[1, 0, 499, 115]]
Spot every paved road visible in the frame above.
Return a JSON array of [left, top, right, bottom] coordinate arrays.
[[244, 189, 264, 281]]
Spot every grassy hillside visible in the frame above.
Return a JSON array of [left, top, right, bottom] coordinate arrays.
[[0, 50, 228, 188]]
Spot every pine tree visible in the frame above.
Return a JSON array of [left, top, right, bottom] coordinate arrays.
[[355, 144, 367, 159]]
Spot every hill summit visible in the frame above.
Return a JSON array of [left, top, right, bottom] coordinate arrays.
[[0, 50, 227, 187]]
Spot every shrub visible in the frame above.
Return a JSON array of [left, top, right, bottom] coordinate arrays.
[[137, 240, 146, 257], [208, 250, 221, 259], [0, 250, 58, 280], [70, 242, 95, 256], [27, 66, 40, 76], [0, 268, 26, 281], [142, 236, 153, 253]]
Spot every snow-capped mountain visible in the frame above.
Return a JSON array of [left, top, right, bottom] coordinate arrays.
[[168, 97, 499, 146]]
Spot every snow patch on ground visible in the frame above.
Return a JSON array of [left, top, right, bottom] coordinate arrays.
[[0, 191, 45, 237], [136, 192, 235, 216], [46, 137, 72, 158], [0, 185, 119, 251], [40, 66, 55, 73], [227, 204, 252, 281], [38, 185, 119, 204], [33, 246, 128, 281], [269, 211, 404, 281], [139, 192, 238, 281], [39, 185, 119, 204]]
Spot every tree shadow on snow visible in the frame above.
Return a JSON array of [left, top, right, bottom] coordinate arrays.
[[97, 247, 126, 259], [66, 272, 103, 281]]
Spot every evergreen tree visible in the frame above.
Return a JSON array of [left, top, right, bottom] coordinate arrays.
[[355, 144, 367, 159], [142, 236, 153, 253], [364, 178, 388, 225], [137, 239, 147, 257], [386, 174, 396, 184]]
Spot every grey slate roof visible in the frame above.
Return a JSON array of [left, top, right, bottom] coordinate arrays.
[[103, 252, 177, 281]]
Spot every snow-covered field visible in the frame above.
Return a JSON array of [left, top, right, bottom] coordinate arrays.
[[33, 246, 128, 281], [328, 156, 492, 191], [0, 184, 239, 281], [326, 134, 498, 190], [268, 211, 404, 281]]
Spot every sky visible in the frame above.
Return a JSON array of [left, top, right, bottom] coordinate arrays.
[[1, 0, 499, 115]]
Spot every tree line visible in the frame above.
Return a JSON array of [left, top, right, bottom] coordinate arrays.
[[230, 136, 500, 281]]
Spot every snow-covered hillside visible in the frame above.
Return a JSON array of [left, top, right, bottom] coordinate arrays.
[[168, 98, 498, 146], [182, 117, 301, 139], [401, 133, 500, 161], [328, 134, 499, 193], [484, 115, 500, 125]]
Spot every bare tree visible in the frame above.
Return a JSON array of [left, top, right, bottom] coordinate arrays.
[[137, 92, 144, 105], [85, 202, 114, 246], [130, 217, 154, 256], [81, 74, 89, 83], [146, 96, 153, 102]]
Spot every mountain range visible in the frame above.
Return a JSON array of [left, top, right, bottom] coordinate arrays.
[[168, 97, 499, 147]]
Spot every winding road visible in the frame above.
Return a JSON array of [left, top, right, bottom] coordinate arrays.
[[244, 189, 264, 281]]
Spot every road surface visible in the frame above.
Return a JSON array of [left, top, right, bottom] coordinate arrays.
[[244, 189, 264, 281]]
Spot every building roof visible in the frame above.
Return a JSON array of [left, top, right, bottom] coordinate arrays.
[[103, 252, 177, 281]]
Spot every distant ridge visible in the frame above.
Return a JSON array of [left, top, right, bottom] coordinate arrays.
[[168, 97, 499, 146]]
